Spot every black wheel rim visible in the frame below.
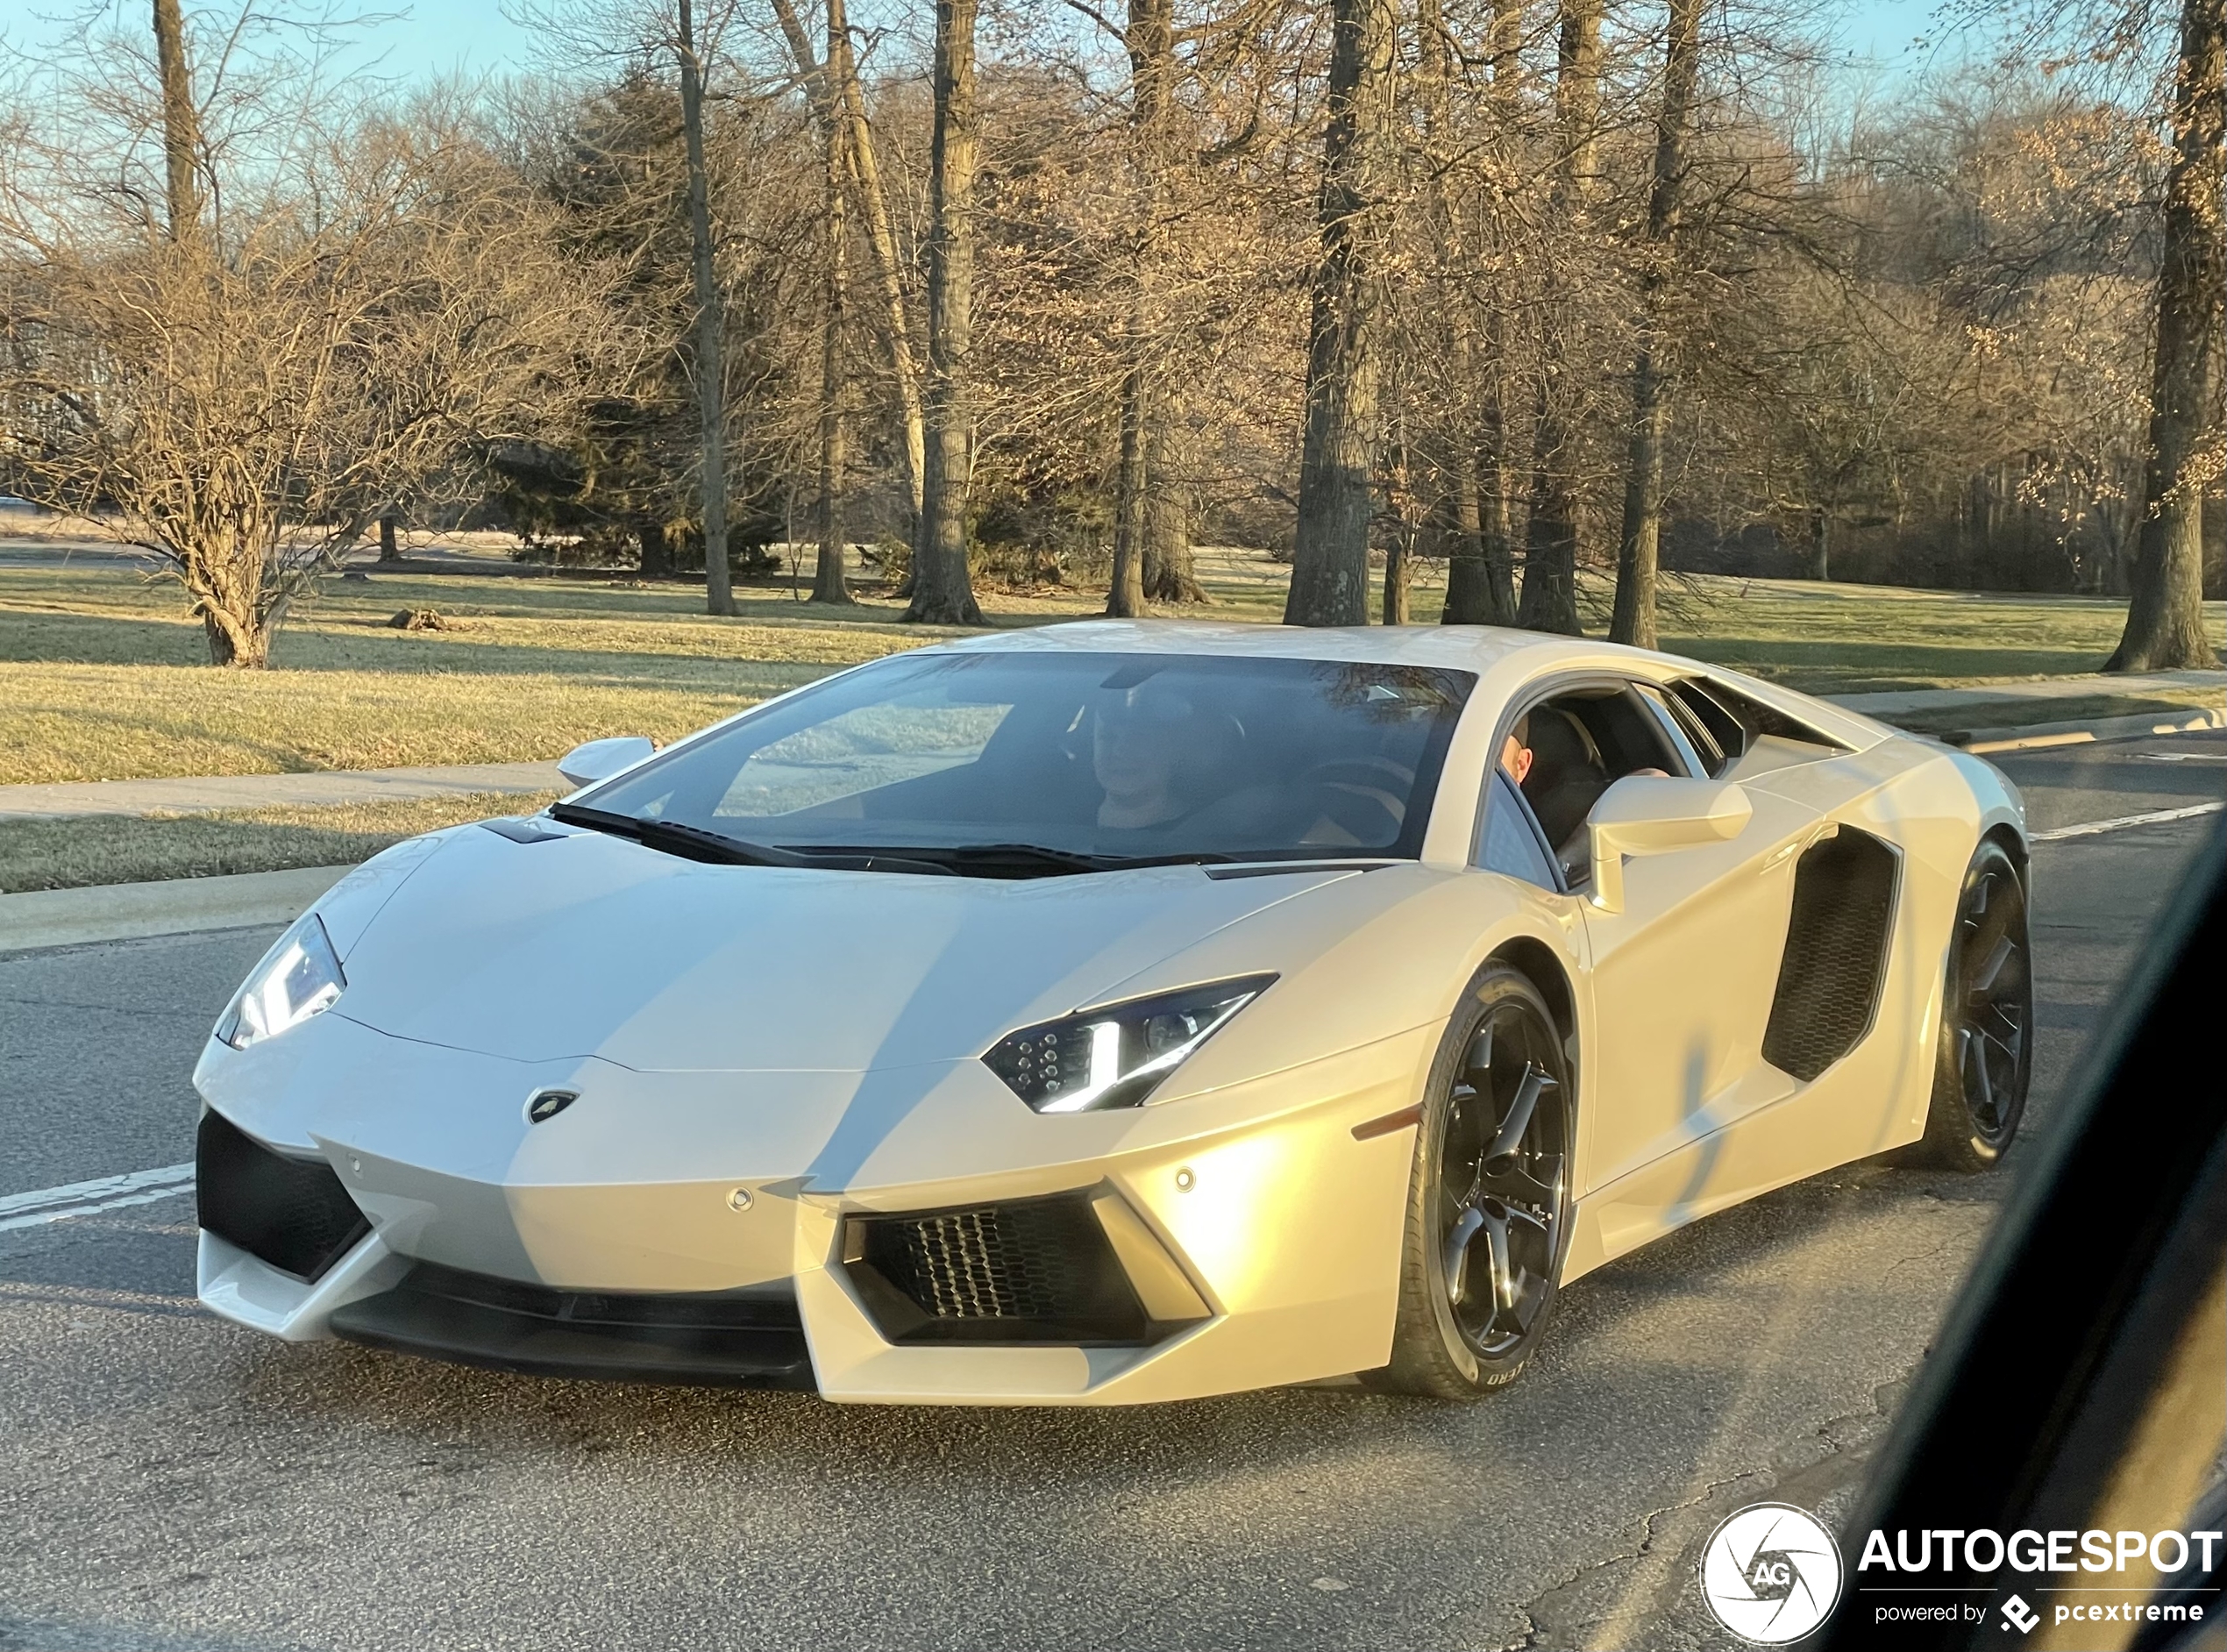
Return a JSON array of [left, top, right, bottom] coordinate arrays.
[[1436, 1002, 1569, 1359], [1957, 864, 2030, 1142]]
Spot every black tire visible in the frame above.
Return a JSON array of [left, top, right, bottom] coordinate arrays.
[[1367, 964, 1575, 1398], [1913, 839, 2032, 1171]]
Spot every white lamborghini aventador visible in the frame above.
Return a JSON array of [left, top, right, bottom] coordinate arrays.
[[195, 621, 2031, 1404]]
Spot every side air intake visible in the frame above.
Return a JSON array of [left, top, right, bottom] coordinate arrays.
[[196, 1109, 370, 1282], [1762, 827, 1900, 1082]]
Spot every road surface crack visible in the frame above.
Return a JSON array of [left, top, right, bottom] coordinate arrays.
[[1498, 1470, 1760, 1651]]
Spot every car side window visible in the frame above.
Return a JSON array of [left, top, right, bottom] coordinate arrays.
[[1633, 683, 1710, 778], [1513, 686, 1686, 886], [1477, 769, 1562, 890]]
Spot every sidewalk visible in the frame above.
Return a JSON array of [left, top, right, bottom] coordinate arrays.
[[0, 760, 566, 822], [1829, 669, 2224, 717]]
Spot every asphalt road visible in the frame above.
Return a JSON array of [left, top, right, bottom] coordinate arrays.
[[2, 733, 2222, 1652]]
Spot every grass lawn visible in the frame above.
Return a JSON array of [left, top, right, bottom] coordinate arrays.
[[0, 551, 2219, 787], [0, 790, 566, 893]]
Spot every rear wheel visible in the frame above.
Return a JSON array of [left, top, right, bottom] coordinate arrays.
[[1914, 839, 2032, 1171], [1369, 965, 1573, 1398]]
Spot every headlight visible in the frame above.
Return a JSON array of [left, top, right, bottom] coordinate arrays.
[[983, 974, 1276, 1114], [214, 913, 346, 1050]]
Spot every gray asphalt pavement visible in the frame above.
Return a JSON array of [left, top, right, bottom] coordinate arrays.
[[1, 733, 2221, 1652]]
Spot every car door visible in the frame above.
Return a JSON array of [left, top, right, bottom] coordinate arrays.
[[1544, 681, 1822, 1202]]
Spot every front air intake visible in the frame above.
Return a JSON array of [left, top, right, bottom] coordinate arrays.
[[843, 1192, 1158, 1344], [196, 1109, 370, 1282]]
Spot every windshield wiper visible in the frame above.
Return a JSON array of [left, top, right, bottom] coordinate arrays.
[[547, 805, 956, 874], [915, 843, 1241, 879], [548, 803, 811, 868]]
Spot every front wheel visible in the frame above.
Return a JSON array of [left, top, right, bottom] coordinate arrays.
[[1913, 839, 2032, 1171], [1368, 965, 1574, 1398]]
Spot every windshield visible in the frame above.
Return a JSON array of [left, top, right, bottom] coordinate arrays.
[[573, 651, 1475, 866]]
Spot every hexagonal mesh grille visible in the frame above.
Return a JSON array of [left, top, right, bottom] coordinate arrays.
[[845, 1194, 1149, 1342], [877, 1201, 1093, 1319], [1762, 828, 1900, 1083]]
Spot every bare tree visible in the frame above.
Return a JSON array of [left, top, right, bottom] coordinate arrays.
[[0, 35, 607, 665], [1516, 0, 1604, 635], [1418, 0, 1512, 628], [811, 0, 857, 603], [766, 0, 927, 544], [1609, 0, 1704, 648], [676, 0, 738, 616], [2108, 0, 2225, 669], [1105, 0, 1175, 619], [1284, 0, 1399, 625], [908, 0, 986, 624]]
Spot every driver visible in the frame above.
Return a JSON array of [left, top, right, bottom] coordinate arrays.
[[1093, 683, 1216, 829], [1501, 707, 1669, 881], [1499, 712, 1534, 785]]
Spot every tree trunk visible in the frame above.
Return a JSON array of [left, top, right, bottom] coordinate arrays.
[[378, 510, 400, 564], [199, 608, 268, 669], [1108, 369, 1149, 616], [1608, 0, 1701, 651], [639, 521, 673, 579], [908, 0, 985, 625], [152, 0, 199, 241], [1480, 329, 1519, 620], [1515, 0, 1604, 637], [2108, 0, 2225, 671], [1518, 405, 1582, 633], [1142, 409, 1206, 602], [1610, 367, 1668, 647], [1810, 505, 1831, 580], [676, 0, 736, 617], [767, 0, 927, 545], [813, 0, 857, 607], [1283, 0, 1398, 626], [1441, 458, 1492, 625], [1384, 509, 1413, 624]]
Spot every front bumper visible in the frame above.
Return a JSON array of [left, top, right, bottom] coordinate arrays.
[[192, 1012, 1431, 1404]]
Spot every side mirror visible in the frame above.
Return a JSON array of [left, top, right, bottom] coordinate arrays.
[[1588, 776, 1751, 912], [557, 736, 657, 790]]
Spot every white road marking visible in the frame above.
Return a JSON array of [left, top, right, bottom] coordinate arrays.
[[2031, 801, 2227, 842], [2138, 751, 2227, 762], [0, 1162, 194, 1234]]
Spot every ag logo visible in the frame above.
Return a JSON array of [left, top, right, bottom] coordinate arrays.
[[1698, 1502, 1844, 1644]]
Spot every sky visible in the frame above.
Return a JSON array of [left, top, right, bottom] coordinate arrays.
[[1, 0, 1948, 89]]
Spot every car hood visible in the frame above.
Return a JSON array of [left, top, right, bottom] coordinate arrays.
[[328, 823, 1359, 1072]]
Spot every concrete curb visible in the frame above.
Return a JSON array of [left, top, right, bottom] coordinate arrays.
[[0, 864, 352, 953], [1948, 706, 2227, 755]]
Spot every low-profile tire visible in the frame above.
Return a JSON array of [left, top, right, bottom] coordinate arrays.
[[1912, 838, 2032, 1171], [1366, 964, 1574, 1399]]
